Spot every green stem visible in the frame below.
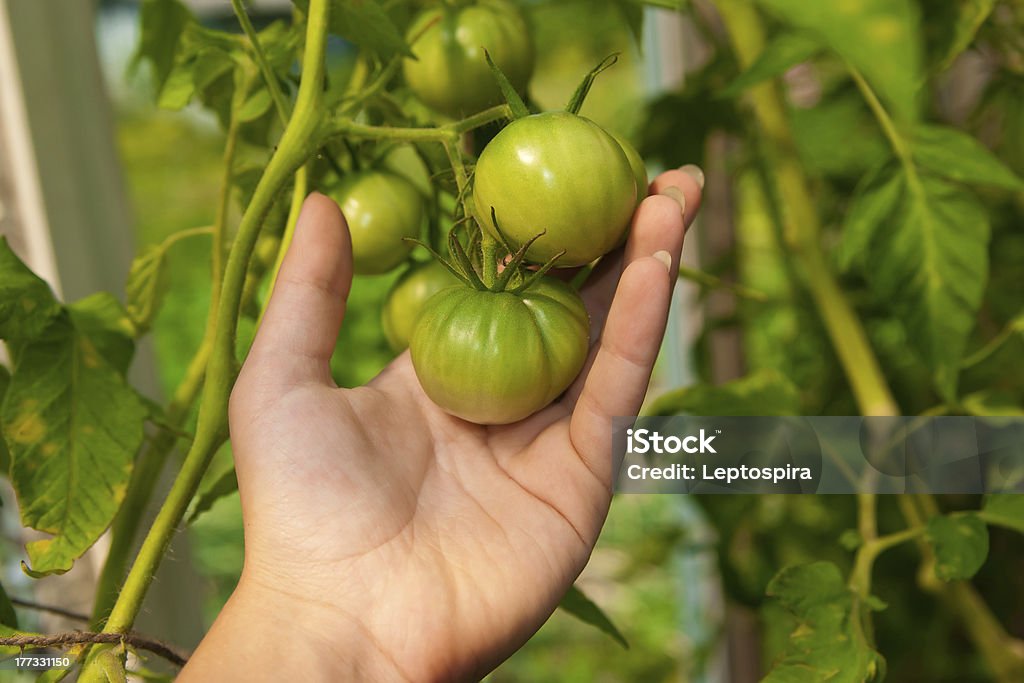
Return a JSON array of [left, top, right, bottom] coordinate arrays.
[[326, 104, 509, 143], [450, 104, 511, 133], [677, 265, 769, 301], [89, 337, 210, 627], [849, 68, 914, 169], [78, 4, 331, 679], [897, 497, 1024, 682], [231, 0, 291, 124], [259, 163, 308, 326], [331, 119, 459, 143], [715, 0, 899, 418], [210, 89, 244, 313], [338, 58, 402, 116], [90, 95, 242, 625]]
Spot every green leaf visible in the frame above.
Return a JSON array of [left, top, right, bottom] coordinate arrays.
[[34, 666, 74, 683], [0, 581, 17, 628], [723, 32, 822, 96], [154, 23, 240, 114], [157, 43, 236, 111], [980, 495, 1024, 534], [837, 162, 903, 272], [559, 585, 628, 649], [791, 91, 889, 179], [0, 365, 10, 476], [293, 0, 411, 58], [925, 0, 996, 71], [132, 0, 194, 93], [2, 318, 146, 576], [612, 0, 645, 48], [187, 443, 238, 524], [912, 125, 1024, 191], [237, 88, 273, 123], [757, 0, 921, 122], [961, 390, 1024, 416], [67, 293, 136, 374], [763, 562, 884, 682], [126, 228, 211, 336], [644, 369, 800, 416], [0, 238, 62, 341], [840, 168, 989, 400], [125, 245, 169, 336], [485, 49, 529, 119], [926, 514, 989, 581], [975, 75, 1024, 177]]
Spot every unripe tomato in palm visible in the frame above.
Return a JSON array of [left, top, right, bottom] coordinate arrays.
[[331, 171, 424, 276], [409, 277, 589, 424], [381, 260, 460, 353], [403, 0, 534, 119], [472, 111, 637, 267]]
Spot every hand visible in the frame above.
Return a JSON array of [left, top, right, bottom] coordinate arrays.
[[180, 167, 703, 682]]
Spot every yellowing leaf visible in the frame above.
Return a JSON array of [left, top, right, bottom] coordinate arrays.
[[2, 318, 145, 576]]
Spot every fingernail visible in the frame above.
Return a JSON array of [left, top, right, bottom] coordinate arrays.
[[653, 250, 672, 272], [680, 164, 705, 189], [660, 186, 687, 216]]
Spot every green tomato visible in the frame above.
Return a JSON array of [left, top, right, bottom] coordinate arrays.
[[331, 171, 424, 276], [403, 0, 534, 119], [473, 111, 637, 267], [609, 130, 648, 203], [381, 260, 460, 353], [410, 277, 589, 424], [382, 144, 433, 200]]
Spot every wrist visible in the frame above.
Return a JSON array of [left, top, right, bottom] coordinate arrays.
[[180, 573, 410, 682]]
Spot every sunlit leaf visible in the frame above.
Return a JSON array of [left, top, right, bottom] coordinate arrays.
[[980, 495, 1024, 534], [132, 0, 193, 93], [2, 317, 145, 576], [0, 365, 10, 476], [67, 293, 136, 374], [723, 32, 822, 96], [294, 0, 411, 58], [840, 168, 989, 400], [757, 0, 921, 122], [0, 239, 61, 341], [925, 0, 996, 71], [912, 125, 1024, 191]]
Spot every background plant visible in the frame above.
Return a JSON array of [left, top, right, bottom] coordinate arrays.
[[0, 0, 1022, 681]]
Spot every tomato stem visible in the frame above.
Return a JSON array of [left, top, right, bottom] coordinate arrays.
[[77, 1, 332, 679]]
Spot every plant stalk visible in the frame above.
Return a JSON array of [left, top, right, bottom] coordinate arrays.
[[90, 88, 244, 624], [714, 0, 899, 418], [77, 2, 332, 679]]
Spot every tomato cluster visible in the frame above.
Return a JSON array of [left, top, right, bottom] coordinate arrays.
[[324, 0, 646, 424]]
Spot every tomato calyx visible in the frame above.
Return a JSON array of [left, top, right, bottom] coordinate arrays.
[[406, 211, 565, 296], [565, 53, 620, 115]]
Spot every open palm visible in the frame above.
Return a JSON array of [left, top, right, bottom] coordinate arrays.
[[186, 169, 700, 682]]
